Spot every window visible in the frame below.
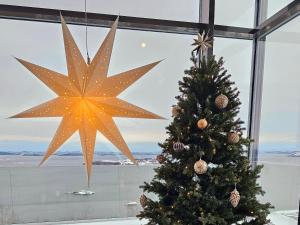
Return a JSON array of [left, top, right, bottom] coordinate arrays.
[[0, 18, 195, 223], [214, 38, 252, 132], [258, 15, 300, 213], [215, 0, 254, 28], [0, 1, 299, 224], [266, 0, 294, 20], [0, 0, 199, 22]]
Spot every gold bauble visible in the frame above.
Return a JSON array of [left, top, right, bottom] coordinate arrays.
[[197, 119, 208, 129], [140, 194, 147, 208], [194, 159, 208, 174], [230, 188, 240, 208], [228, 132, 240, 144], [215, 94, 229, 109], [172, 105, 182, 117]]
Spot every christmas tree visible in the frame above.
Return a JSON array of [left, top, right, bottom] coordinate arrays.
[[138, 33, 272, 225]]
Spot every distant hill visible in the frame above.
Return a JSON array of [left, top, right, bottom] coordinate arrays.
[[0, 140, 161, 155], [1, 140, 300, 156], [0, 150, 160, 157]]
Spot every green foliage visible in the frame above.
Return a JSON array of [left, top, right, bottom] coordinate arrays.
[[138, 55, 272, 225]]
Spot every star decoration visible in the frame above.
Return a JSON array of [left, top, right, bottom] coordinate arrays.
[[11, 15, 164, 184], [192, 31, 213, 55]]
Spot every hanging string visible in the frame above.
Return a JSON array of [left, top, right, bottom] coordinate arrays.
[[85, 0, 90, 64]]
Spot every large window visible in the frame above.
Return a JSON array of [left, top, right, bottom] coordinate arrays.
[[258, 15, 300, 214], [0, 18, 195, 223], [0, 1, 299, 224]]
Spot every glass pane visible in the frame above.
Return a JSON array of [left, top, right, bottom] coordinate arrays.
[[0, 18, 194, 223], [0, 0, 199, 22], [266, 0, 294, 20], [215, 0, 254, 28], [258, 16, 300, 225], [214, 38, 252, 132]]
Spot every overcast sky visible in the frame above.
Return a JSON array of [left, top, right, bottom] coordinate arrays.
[[0, 0, 298, 153]]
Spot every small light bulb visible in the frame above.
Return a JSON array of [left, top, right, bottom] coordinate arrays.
[[141, 42, 146, 48]]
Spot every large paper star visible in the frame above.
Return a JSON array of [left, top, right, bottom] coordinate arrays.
[[11, 15, 163, 184]]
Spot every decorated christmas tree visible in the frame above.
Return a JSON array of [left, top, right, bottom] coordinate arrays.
[[138, 33, 272, 225]]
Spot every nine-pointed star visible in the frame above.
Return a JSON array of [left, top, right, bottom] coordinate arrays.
[[11, 15, 164, 184], [192, 31, 213, 55]]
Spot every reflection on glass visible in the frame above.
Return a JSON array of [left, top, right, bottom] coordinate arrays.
[[258, 16, 300, 224]]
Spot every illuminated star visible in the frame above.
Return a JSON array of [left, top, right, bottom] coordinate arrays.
[[192, 31, 213, 55], [11, 15, 164, 184]]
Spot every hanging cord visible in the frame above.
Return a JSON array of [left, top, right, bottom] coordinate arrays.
[[85, 0, 90, 64]]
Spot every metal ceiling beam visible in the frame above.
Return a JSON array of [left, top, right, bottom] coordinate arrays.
[[255, 0, 300, 38], [0, 4, 255, 39]]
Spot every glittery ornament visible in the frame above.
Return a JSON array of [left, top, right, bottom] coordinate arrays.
[[230, 188, 240, 208], [215, 94, 229, 109], [172, 105, 182, 117], [173, 141, 185, 151], [228, 132, 240, 144], [197, 119, 208, 129], [194, 159, 208, 174], [11, 15, 164, 184], [156, 154, 165, 164], [140, 194, 147, 208]]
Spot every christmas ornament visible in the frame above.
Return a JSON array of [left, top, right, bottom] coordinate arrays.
[[194, 159, 208, 174], [173, 141, 185, 151], [11, 15, 164, 184], [197, 119, 208, 129], [172, 105, 182, 117], [156, 154, 165, 164], [140, 194, 147, 208], [197, 103, 202, 111], [228, 132, 240, 144], [212, 148, 216, 155], [192, 31, 213, 55], [230, 187, 240, 208], [215, 94, 229, 109]]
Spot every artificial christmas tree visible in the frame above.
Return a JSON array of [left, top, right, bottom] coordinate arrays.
[[138, 36, 272, 224]]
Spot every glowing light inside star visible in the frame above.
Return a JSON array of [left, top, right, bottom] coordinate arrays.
[[11, 15, 163, 184]]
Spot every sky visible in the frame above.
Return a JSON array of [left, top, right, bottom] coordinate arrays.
[[0, 0, 298, 154]]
